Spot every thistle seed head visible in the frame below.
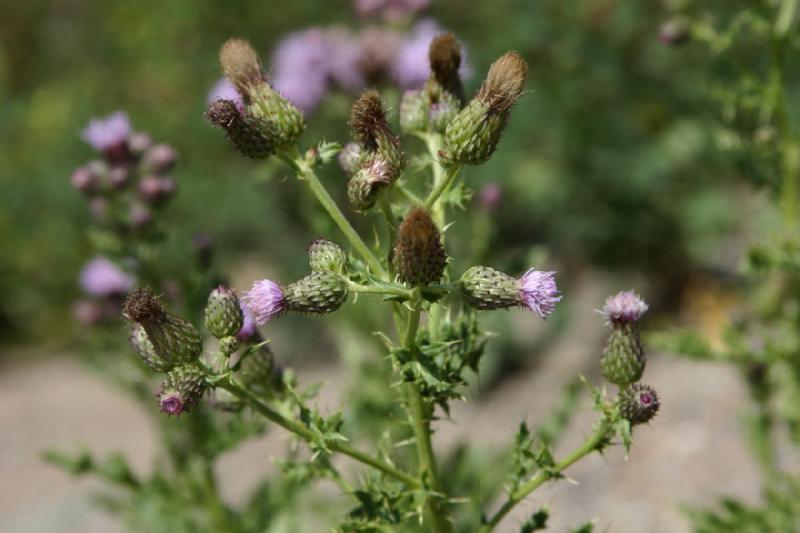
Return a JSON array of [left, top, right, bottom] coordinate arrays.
[[219, 38, 263, 95], [393, 208, 447, 286], [123, 287, 164, 323], [350, 89, 392, 151], [477, 51, 528, 114]]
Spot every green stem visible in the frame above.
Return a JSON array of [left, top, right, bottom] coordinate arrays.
[[280, 147, 387, 277], [424, 162, 461, 213], [218, 380, 419, 488], [403, 296, 453, 533], [480, 421, 612, 532], [347, 281, 412, 299]]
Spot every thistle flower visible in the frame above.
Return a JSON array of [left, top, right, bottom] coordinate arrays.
[[350, 90, 404, 176], [441, 51, 527, 166], [270, 28, 331, 114], [283, 272, 349, 314], [141, 144, 177, 174], [205, 286, 244, 339], [243, 279, 285, 326], [358, 28, 403, 83], [347, 157, 395, 210], [338, 142, 364, 175], [159, 364, 207, 415], [460, 266, 561, 319], [80, 257, 135, 297], [390, 20, 470, 90], [393, 208, 447, 286], [427, 32, 465, 104], [600, 292, 648, 386], [123, 288, 203, 366], [70, 167, 96, 194], [237, 301, 257, 341], [601, 290, 648, 325], [219, 38, 306, 146], [206, 99, 276, 159], [138, 176, 176, 204], [128, 132, 153, 155], [308, 239, 349, 274], [81, 111, 131, 153], [619, 383, 660, 425]]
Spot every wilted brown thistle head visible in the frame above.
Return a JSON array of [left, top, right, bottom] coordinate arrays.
[[123, 288, 164, 323], [393, 208, 447, 286], [350, 90, 392, 151], [477, 51, 528, 114], [219, 38, 263, 95], [428, 33, 464, 101]]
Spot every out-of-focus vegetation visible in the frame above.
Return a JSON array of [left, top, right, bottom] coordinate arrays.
[[0, 0, 755, 345]]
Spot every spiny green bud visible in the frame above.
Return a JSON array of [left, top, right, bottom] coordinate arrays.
[[206, 99, 275, 159], [400, 90, 430, 133], [427, 33, 465, 105], [350, 90, 404, 174], [429, 91, 460, 133], [308, 239, 348, 274], [124, 288, 202, 366], [159, 364, 207, 415], [218, 336, 241, 356], [600, 323, 646, 386], [440, 51, 527, 166], [619, 383, 659, 425], [205, 285, 244, 339], [459, 266, 520, 310], [239, 346, 275, 396], [218, 38, 305, 147], [283, 272, 348, 314], [393, 208, 447, 286], [347, 157, 394, 210], [129, 324, 171, 372]]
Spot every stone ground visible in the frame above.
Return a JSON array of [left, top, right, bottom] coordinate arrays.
[[0, 276, 763, 533]]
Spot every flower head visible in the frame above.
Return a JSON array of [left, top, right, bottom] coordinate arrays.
[[80, 256, 135, 297], [271, 28, 331, 113], [236, 301, 257, 341], [602, 290, 648, 325], [519, 269, 561, 319], [243, 279, 285, 325], [619, 383, 660, 425], [391, 20, 471, 89], [81, 111, 132, 152]]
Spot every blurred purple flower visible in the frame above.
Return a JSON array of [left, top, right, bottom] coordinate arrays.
[[602, 290, 648, 325], [81, 111, 131, 152], [80, 256, 135, 297], [479, 182, 502, 210], [271, 28, 331, 114], [519, 269, 561, 319], [236, 301, 257, 341], [355, 0, 430, 20], [390, 19, 472, 89], [207, 78, 244, 111], [326, 28, 366, 92]]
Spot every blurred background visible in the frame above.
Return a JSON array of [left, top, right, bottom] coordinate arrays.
[[0, 0, 790, 531]]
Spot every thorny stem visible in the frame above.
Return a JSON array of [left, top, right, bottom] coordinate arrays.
[[217, 380, 420, 489], [480, 420, 613, 532], [278, 146, 387, 277], [403, 294, 453, 533]]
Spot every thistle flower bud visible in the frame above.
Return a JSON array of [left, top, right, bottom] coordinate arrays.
[[350, 90, 404, 173], [239, 345, 275, 395], [338, 142, 364, 175], [218, 336, 240, 356], [460, 266, 561, 319], [243, 280, 285, 326], [308, 239, 349, 274], [399, 90, 430, 133], [347, 157, 395, 210], [600, 323, 646, 386], [619, 383, 660, 425], [142, 143, 177, 174], [206, 99, 276, 159], [159, 364, 207, 415], [393, 208, 447, 286], [205, 286, 244, 339], [219, 38, 306, 147], [129, 324, 171, 372], [123, 288, 203, 366], [283, 272, 349, 314], [440, 51, 527, 166], [427, 33, 465, 104]]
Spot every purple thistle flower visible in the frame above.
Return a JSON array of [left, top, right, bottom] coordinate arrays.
[[236, 301, 257, 341], [326, 28, 367, 93], [159, 393, 185, 415], [79, 256, 135, 297], [390, 20, 472, 89], [81, 111, 132, 152], [243, 279, 285, 325], [602, 290, 648, 325], [271, 28, 331, 114], [207, 78, 244, 111], [519, 269, 561, 319]]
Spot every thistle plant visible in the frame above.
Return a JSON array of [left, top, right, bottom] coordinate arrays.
[[50, 25, 662, 532]]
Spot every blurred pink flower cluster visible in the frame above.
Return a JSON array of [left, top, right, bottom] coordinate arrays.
[[208, 18, 470, 115]]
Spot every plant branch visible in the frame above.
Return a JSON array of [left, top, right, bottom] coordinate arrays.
[[217, 380, 420, 488], [480, 420, 613, 532]]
